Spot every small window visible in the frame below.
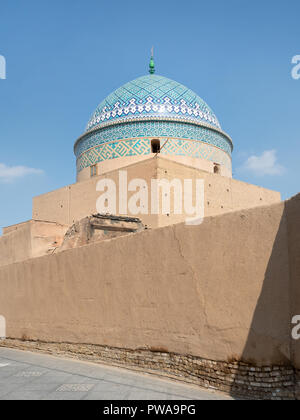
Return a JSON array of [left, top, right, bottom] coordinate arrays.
[[151, 139, 161, 154], [213, 163, 221, 174], [90, 164, 97, 177]]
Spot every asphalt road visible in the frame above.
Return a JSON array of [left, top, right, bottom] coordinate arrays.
[[0, 347, 232, 400]]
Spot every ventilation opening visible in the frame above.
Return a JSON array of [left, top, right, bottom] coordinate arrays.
[[151, 139, 161, 154], [213, 163, 221, 174], [90, 164, 97, 178]]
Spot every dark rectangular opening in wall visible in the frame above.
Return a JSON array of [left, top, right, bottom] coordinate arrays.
[[90, 164, 97, 178], [214, 163, 221, 174], [151, 139, 161, 154]]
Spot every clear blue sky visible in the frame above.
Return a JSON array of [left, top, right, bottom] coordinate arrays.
[[0, 0, 299, 230]]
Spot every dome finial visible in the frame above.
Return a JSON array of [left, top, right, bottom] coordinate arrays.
[[149, 46, 155, 74]]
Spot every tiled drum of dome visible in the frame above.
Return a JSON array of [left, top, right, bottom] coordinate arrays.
[[76, 138, 232, 173], [75, 121, 232, 158]]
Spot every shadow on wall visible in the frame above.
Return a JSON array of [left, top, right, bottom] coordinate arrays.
[[229, 194, 300, 399]]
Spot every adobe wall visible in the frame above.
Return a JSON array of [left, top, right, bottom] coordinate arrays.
[[155, 158, 281, 227], [77, 153, 232, 182], [33, 159, 159, 229], [0, 200, 293, 366], [0, 221, 32, 267], [285, 194, 300, 368], [0, 220, 67, 267], [32, 157, 281, 229]]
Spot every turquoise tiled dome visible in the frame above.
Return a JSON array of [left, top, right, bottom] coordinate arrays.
[[75, 72, 233, 178], [85, 75, 221, 132]]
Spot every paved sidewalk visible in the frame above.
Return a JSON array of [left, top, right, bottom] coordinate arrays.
[[0, 347, 232, 400]]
